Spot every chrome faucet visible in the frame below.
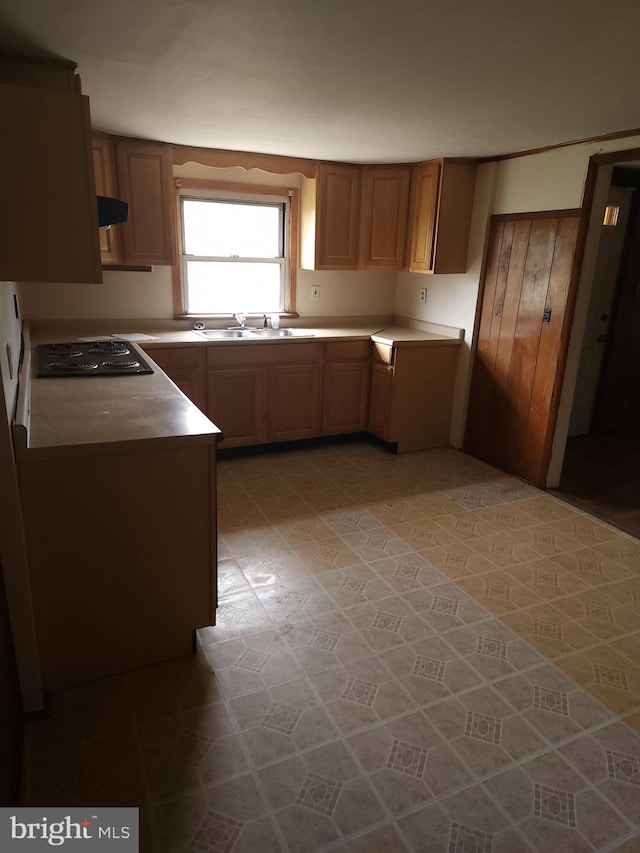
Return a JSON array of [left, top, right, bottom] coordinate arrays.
[[234, 312, 246, 328]]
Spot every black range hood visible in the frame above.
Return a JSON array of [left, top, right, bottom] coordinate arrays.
[[97, 195, 128, 228]]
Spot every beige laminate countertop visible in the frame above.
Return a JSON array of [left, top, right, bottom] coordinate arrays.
[[136, 324, 463, 349], [19, 320, 461, 458], [15, 342, 222, 460]]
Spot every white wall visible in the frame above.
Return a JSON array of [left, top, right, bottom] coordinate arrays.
[[493, 134, 640, 214]]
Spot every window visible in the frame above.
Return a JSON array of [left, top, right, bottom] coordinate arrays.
[[177, 183, 296, 316]]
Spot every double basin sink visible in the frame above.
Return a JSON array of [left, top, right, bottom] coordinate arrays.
[[196, 328, 315, 340]]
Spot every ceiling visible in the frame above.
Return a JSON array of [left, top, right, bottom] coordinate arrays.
[[1, 0, 640, 164]]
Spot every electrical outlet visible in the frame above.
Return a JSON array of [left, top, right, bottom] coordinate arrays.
[[419, 288, 427, 303], [312, 285, 320, 300]]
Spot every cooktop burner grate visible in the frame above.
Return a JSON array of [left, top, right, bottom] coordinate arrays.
[[47, 361, 100, 371], [37, 342, 154, 377]]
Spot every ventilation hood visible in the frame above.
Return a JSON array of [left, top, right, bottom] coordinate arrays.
[[97, 195, 128, 228]]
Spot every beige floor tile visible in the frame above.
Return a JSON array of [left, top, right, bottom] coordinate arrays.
[[505, 559, 590, 599], [292, 537, 361, 573], [20, 440, 640, 852], [457, 573, 545, 615], [468, 533, 541, 568], [238, 550, 310, 588], [417, 541, 498, 580], [388, 519, 458, 551]]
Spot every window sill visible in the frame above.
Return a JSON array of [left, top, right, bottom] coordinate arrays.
[[174, 312, 300, 321]]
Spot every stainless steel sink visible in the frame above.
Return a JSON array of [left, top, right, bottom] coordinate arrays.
[[196, 329, 255, 339], [249, 328, 314, 338], [196, 328, 315, 339]]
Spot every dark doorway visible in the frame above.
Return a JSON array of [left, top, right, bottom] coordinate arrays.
[[556, 166, 640, 538]]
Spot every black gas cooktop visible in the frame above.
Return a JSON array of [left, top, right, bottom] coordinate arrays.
[[37, 341, 154, 377]]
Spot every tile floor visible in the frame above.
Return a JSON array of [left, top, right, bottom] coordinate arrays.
[[22, 440, 640, 851]]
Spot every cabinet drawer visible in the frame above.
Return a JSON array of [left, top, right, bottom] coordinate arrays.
[[207, 342, 322, 367], [371, 342, 394, 366], [149, 346, 202, 370], [324, 340, 371, 361]]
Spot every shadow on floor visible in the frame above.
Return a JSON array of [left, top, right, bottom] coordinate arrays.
[[552, 430, 640, 540]]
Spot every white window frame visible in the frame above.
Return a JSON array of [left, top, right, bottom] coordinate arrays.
[[174, 179, 298, 318]]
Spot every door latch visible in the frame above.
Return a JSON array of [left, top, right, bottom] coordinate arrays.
[[543, 307, 552, 324]]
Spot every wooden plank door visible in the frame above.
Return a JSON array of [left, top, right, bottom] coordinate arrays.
[[465, 213, 580, 486]]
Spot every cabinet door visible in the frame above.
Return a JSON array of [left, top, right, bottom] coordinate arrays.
[[368, 362, 394, 442], [323, 361, 370, 434], [115, 139, 176, 265], [408, 162, 440, 274], [315, 163, 361, 269], [148, 347, 207, 412], [268, 363, 323, 441], [207, 367, 267, 447], [92, 132, 120, 264], [0, 84, 101, 283], [360, 166, 411, 270], [431, 160, 477, 274]]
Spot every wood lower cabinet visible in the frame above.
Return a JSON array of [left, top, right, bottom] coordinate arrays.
[[323, 341, 371, 434], [205, 343, 323, 448], [146, 346, 207, 412], [268, 363, 323, 441], [208, 366, 267, 447], [17, 442, 217, 690], [150, 338, 458, 453], [369, 341, 460, 452], [368, 360, 394, 441]]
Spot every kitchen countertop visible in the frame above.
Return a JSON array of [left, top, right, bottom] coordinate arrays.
[[18, 318, 462, 458], [14, 336, 222, 460], [114, 324, 463, 349]]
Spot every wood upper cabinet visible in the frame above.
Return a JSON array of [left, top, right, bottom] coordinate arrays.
[[408, 159, 477, 274], [302, 158, 475, 274], [301, 163, 361, 270], [114, 138, 176, 266], [323, 341, 371, 434], [302, 162, 410, 271], [316, 163, 361, 268], [0, 62, 102, 284], [92, 132, 120, 264], [359, 166, 411, 270]]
